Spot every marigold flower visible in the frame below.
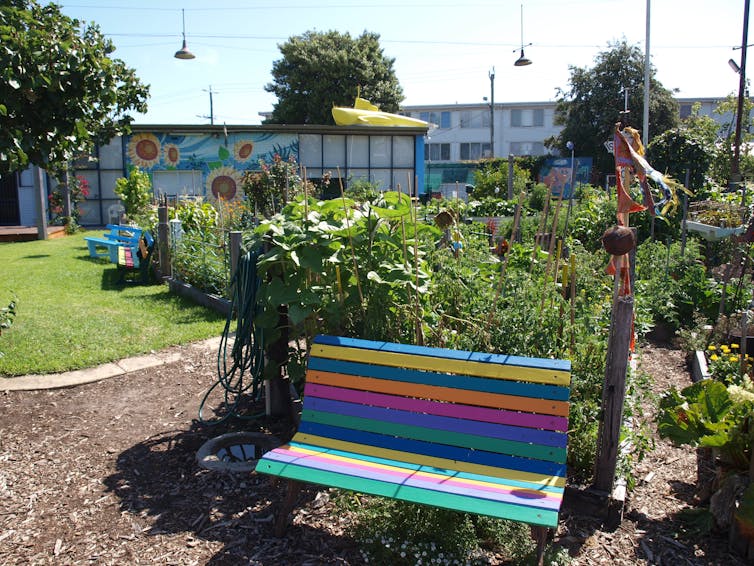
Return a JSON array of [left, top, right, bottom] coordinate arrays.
[[731, 343, 740, 349], [708, 345, 717, 351], [710, 354, 719, 361]]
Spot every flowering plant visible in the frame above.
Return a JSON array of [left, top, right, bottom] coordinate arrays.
[[706, 343, 752, 386], [49, 175, 90, 232]]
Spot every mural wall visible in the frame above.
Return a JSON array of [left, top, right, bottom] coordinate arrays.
[[124, 131, 299, 201], [539, 156, 593, 198]]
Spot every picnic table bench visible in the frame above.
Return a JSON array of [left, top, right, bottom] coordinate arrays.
[[85, 225, 154, 283], [256, 335, 571, 564]]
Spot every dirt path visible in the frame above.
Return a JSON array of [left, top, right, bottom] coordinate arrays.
[[0, 340, 747, 564]]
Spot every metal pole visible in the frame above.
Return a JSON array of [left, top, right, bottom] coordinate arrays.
[[732, 0, 750, 183], [489, 68, 495, 158], [642, 0, 651, 147]]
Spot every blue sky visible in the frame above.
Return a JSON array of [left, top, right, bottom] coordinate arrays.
[[52, 0, 751, 125]]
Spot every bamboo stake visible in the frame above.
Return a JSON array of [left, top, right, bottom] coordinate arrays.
[[336, 167, 365, 310], [569, 254, 577, 357], [530, 185, 553, 272], [397, 182, 416, 337], [486, 190, 526, 329], [410, 174, 424, 346], [539, 191, 565, 313]]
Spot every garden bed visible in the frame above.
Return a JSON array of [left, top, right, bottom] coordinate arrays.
[[168, 277, 231, 317]]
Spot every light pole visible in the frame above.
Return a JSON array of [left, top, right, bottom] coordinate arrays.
[[489, 68, 495, 157], [174, 8, 195, 60], [731, 0, 750, 185]]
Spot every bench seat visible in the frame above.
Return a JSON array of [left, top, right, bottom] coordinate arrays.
[[85, 236, 121, 263], [256, 335, 571, 545]]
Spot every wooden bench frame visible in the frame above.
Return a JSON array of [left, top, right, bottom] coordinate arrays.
[[256, 335, 571, 565]]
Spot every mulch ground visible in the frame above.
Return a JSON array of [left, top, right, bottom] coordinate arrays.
[[0, 338, 749, 565]]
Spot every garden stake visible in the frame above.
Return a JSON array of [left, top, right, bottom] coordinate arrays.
[[486, 190, 525, 330], [397, 183, 417, 337], [539, 191, 565, 314], [530, 185, 553, 274], [409, 173, 424, 346], [549, 238, 563, 311], [569, 254, 577, 357], [336, 167, 365, 310]]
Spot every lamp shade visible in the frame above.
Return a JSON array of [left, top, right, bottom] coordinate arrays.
[[175, 39, 195, 60], [514, 49, 532, 67]]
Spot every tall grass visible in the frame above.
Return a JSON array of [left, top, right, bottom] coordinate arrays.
[[0, 232, 226, 375]]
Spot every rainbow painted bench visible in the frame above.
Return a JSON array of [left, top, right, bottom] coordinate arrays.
[[255, 335, 571, 563]]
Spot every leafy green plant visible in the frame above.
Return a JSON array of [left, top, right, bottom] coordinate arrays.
[[0, 296, 17, 358], [658, 378, 753, 472], [115, 166, 154, 226], [241, 153, 306, 217], [344, 497, 565, 565]]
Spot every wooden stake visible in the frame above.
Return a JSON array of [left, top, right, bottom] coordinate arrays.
[[410, 173, 424, 346], [486, 190, 526, 329], [336, 167, 365, 310]]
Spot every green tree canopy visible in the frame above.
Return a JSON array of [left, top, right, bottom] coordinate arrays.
[[547, 40, 679, 181], [265, 30, 404, 125], [0, 0, 149, 176], [646, 103, 720, 196]]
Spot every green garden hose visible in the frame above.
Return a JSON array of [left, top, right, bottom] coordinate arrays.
[[198, 246, 265, 425]]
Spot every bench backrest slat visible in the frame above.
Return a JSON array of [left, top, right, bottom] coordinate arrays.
[[298, 335, 571, 478], [313, 343, 570, 386]]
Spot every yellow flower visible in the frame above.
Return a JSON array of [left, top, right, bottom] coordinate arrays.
[[730, 356, 739, 362], [731, 343, 739, 349], [710, 354, 719, 361], [721, 345, 730, 353], [708, 345, 717, 351]]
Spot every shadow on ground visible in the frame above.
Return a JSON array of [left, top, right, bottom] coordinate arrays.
[[103, 415, 361, 565]]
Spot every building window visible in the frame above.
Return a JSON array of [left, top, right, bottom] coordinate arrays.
[[510, 108, 545, 127], [679, 104, 693, 119], [419, 111, 451, 128], [510, 141, 546, 156], [459, 142, 490, 160], [460, 111, 484, 129], [425, 143, 450, 161]]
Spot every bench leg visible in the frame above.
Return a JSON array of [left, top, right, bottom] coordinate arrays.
[[531, 526, 549, 566], [274, 479, 303, 537]]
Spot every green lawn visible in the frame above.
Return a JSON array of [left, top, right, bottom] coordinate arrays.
[[0, 231, 226, 376]]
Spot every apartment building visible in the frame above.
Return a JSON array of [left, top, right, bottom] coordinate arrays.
[[403, 97, 739, 163]]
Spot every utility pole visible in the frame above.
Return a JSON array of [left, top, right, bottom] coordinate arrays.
[[489, 68, 495, 158], [642, 0, 651, 147], [203, 85, 215, 125], [732, 0, 750, 184]]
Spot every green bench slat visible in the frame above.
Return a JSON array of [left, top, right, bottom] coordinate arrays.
[[257, 457, 559, 528]]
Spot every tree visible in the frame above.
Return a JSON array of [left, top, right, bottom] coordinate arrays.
[[265, 30, 403, 125], [0, 0, 149, 176], [547, 40, 679, 181], [646, 103, 721, 196]]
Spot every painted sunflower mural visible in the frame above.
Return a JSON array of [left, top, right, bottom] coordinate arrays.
[[163, 143, 181, 167], [206, 166, 242, 201], [234, 139, 254, 162], [128, 133, 161, 169]]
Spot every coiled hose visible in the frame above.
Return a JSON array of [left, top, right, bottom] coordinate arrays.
[[198, 246, 265, 425]]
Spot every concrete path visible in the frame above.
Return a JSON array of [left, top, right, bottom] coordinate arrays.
[[0, 336, 222, 392]]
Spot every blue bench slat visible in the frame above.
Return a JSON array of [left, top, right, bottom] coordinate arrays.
[[306, 396, 567, 448], [298, 421, 567, 478], [307, 356, 570, 401], [313, 334, 571, 372]]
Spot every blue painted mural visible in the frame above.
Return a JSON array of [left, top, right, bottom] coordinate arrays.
[[124, 131, 298, 200]]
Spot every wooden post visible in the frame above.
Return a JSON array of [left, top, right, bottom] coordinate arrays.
[[593, 293, 634, 493], [229, 230, 242, 298], [157, 200, 170, 279], [33, 166, 48, 240]]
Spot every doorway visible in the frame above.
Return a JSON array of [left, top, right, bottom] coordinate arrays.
[[0, 173, 20, 225]]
